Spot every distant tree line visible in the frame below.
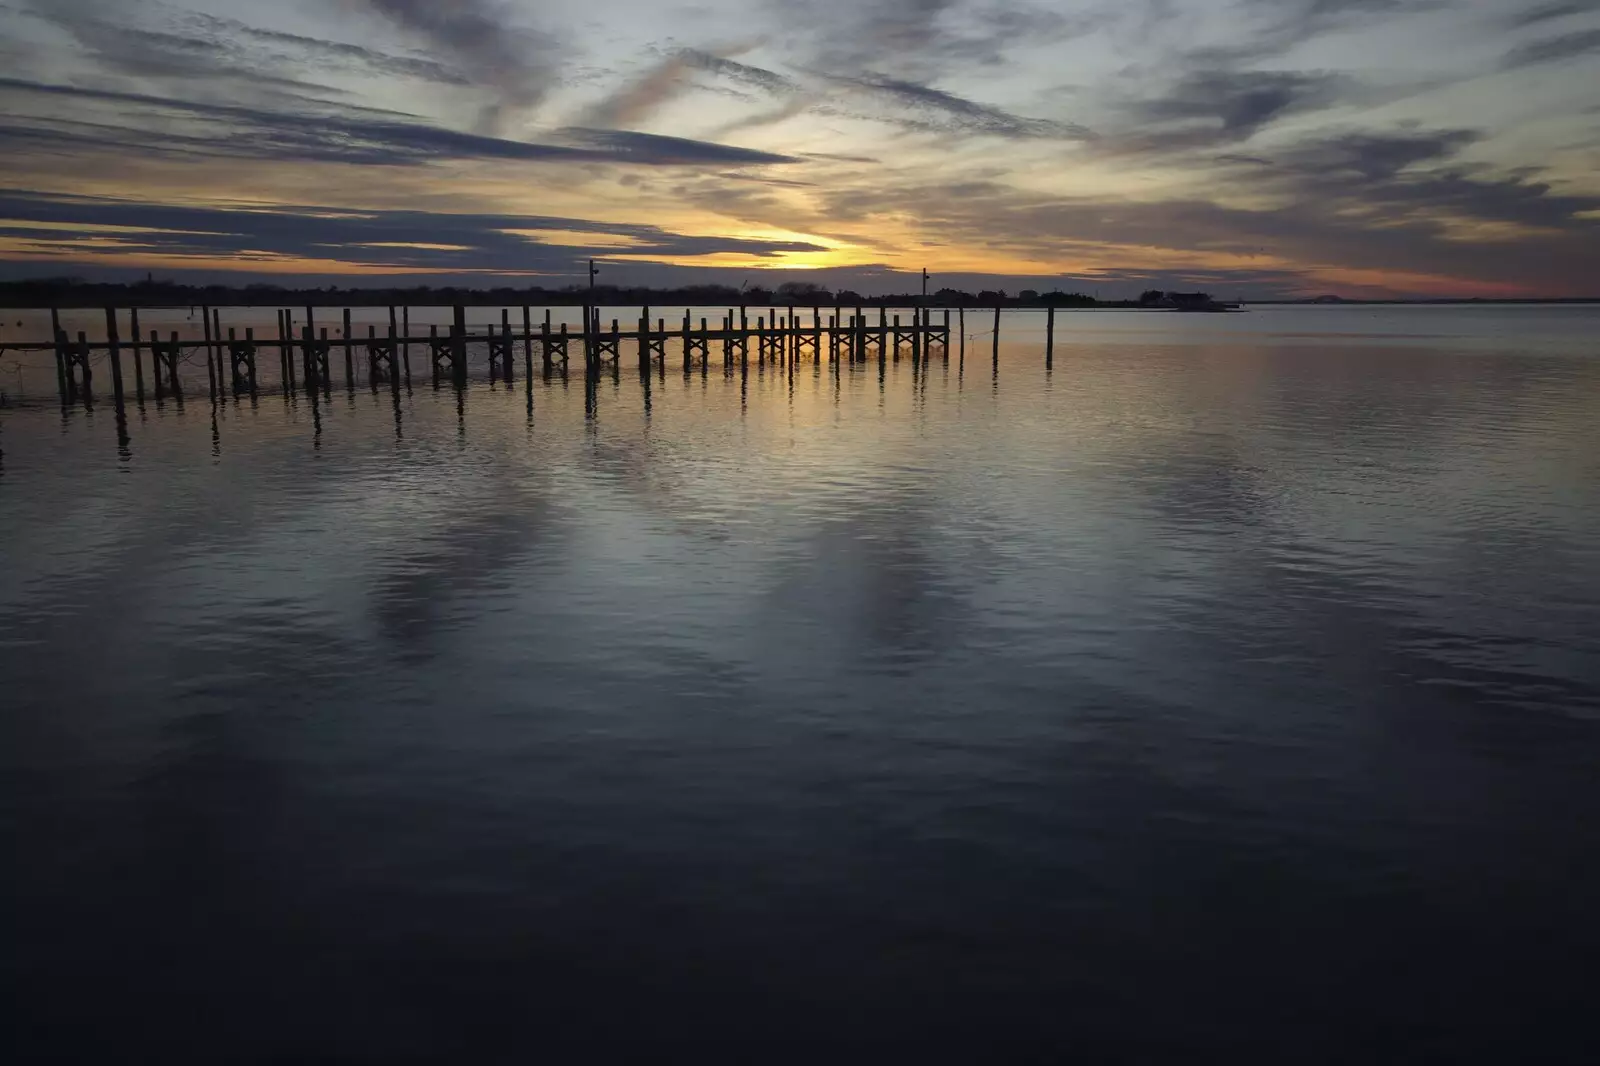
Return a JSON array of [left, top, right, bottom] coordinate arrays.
[[0, 276, 1145, 310]]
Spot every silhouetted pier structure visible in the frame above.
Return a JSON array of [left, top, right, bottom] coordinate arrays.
[[23, 302, 964, 409]]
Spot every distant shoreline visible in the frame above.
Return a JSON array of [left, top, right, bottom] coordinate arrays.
[[0, 279, 1594, 311]]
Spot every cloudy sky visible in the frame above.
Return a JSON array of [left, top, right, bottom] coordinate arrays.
[[1, 0, 1597, 297]]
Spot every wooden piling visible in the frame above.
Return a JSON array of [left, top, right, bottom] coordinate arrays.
[[522, 306, 533, 380], [201, 305, 216, 400], [151, 329, 181, 400], [368, 324, 379, 387], [389, 322, 401, 394], [50, 308, 68, 404], [959, 306, 965, 362], [72, 331, 92, 402], [212, 308, 224, 391], [451, 305, 467, 384], [387, 306, 400, 385], [278, 310, 291, 392], [500, 308, 513, 384], [301, 326, 315, 391], [343, 308, 355, 386], [582, 303, 594, 369], [105, 308, 126, 410], [992, 304, 1001, 367], [402, 307, 411, 385], [503, 314, 515, 386], [243, 327, 258, 396], [129, 308, 146, 402], [1046, 304, 1055, 368]]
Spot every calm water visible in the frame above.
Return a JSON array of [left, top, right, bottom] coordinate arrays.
[[3, 306, 1599, 1061]]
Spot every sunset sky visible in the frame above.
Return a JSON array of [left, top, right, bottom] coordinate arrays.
[[1, 0, 1597, 297]]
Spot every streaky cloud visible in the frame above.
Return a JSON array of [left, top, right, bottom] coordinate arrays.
[[824, 72, 1094, 139], [0, 78, 798, 169], [1503, 27, 1600, 67], [348, 0, 558, 134]]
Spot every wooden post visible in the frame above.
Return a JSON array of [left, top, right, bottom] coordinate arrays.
[[959, 306, 965, 363], [212, 308, 224, 391], [500, 308, 512, 383], [201, 304, 216, 400], [993, 304, 1001, 368], [502, 311, 514, 386], [51, 308, 68, 404], [452, 305, 467, 384], [277, 310, 289, 392], [74, 331, 92, 402], [343, 308, 354, 386], [542, 310, 553, 372], [129, 307, 145, 402], [286, 309, 297, 388], [201, 309, 218, 400], [389, 321, 401, 394], [151, 329, 164, 400], [388, 306, 400, 386], [582, 302, 594, 369], [522, 306, 533, 380], [244, 327, 258, 396], [105, 308, 126, 410], [639, 307, 650, 371], [402, 306, 411, 385], [1046, 304, 1055, 368]]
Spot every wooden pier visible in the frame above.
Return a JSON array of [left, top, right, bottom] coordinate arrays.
[[20, 303, 962, 408]]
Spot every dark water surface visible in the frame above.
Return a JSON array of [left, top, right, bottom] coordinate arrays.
[[4, 307, 1599, 1061]]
